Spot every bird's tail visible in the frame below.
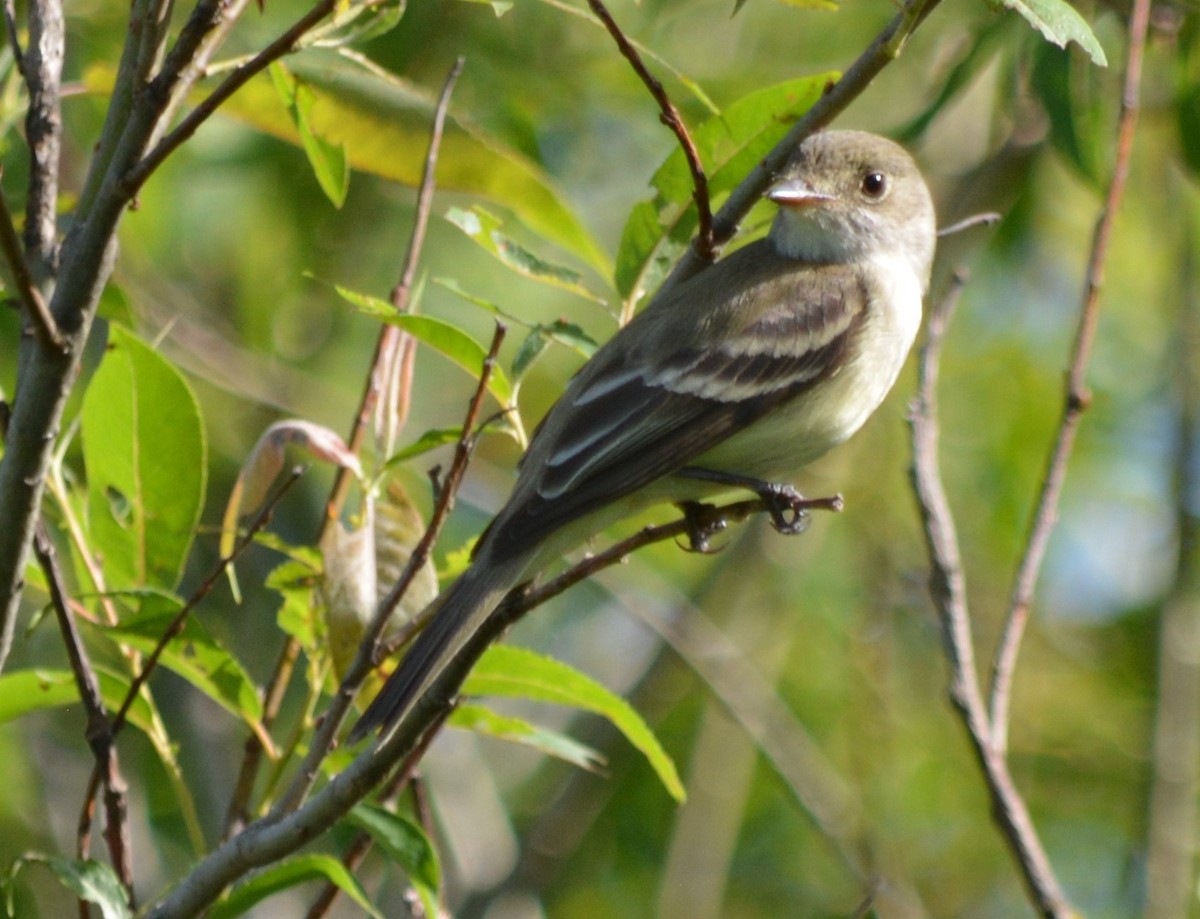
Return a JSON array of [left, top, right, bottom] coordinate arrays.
[[348, 543, 532, 744]]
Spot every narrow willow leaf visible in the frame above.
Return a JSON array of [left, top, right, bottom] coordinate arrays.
[[0, 668, 154, 735], [998, 0, 1107, 66], [335, 285, 514, 404], [96, 593, 265, 732], [465, 646, 685, 801], [271, 62, 350, 206], [455, 0, 513, 14], [80, 324, 206, 592], [1031, 39, 1108, 186], [267, 558, 323, 652], [347, 804, 440, 916], [451, 702, 606, 771], [127, 49, 610, 274], [6, 855, 130, 919], [306, 0, 406, 47], [445, 205, 607, 304], [207, 855, 383, 919]]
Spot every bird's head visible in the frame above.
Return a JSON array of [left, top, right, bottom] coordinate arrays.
[[767, 130, 936, 288]]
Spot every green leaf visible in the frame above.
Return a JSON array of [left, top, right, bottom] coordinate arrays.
[[1031, 38, 1108, 186], [451, 702, 605, 771], [5, 855, 131, 919], [271, 63, 350, 207], [347, 803, 440, 916], [997, 0, 1107, 66], [455, 0, 513, 14], [267, 558, 323, 652], [465, 646, 685, 801], [80, 324, 207, 592], [191, 50, 609, 274], [0, 668, 155, 735], [615, 73, 834, 302], [96, 593, 264, 729], [207, 855, 383, 919], [305, 0, 407, 47], [334, 285, 514, 404], [511, 319, 599, 381], [445, 205, 606, 303]]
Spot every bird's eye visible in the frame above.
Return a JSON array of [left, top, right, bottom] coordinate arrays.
[[861, 172, 887, 199]]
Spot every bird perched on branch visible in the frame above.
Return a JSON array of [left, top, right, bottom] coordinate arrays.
[[351, 129, 937, 743]]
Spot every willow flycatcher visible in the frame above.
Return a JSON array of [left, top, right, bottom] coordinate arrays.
[[351, 129, 937, 742]]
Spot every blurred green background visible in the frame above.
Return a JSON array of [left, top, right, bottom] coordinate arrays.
[[1, 0, 1197, 915]]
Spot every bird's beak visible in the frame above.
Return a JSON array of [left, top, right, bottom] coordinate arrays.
[[767, 178, 834, 209]]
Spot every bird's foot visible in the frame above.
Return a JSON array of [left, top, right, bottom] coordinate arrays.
[[677, 501, 728, 553]]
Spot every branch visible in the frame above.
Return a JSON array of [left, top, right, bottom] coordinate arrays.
[[987, 0, 1152, 751], [909, 271, 1073, 917], [586, 0, 712, 261], [274, 322, 507, 814], [142, 494, 842, 919], [123, 0, 339, 195], [21, 0, 63, 275], [34, 524, 134, 909], [223, 54, 465, 837]]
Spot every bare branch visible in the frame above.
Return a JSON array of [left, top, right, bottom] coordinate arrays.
[[275, 322, 507, 814], [909, 271, 1074, 917], [123, 0, 338, 195], [988, 0, 1152, 751], [34, 524, 135, 906], [586, 0, 712, 263], [22, 0, 64, 274]]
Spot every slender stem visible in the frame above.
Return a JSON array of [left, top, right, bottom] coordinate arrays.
[[988, 0, 1151, 752], [123, 0, 337, 195], [35, 525, 135, 906], [909, 272, 1073, 917], [586, 0, 711, 270], [274, 323, 506, 814]]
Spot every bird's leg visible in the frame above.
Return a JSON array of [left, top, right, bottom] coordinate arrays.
[[677, 467, 812, 536], [676, 501, 728, 553]]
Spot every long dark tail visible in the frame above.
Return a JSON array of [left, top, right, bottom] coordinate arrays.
[[349, 544, 532, 743]]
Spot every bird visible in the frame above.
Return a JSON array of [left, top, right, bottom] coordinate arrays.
[[350, 129, 937, 743]]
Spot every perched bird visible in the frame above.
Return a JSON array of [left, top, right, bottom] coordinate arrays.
[[351, 129, 937, 743]]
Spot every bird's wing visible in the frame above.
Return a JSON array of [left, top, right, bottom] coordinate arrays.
[[494, 258, 870, 551]]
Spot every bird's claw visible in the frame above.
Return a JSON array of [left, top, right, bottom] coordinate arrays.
[[758, 483, 812, 536], [678, 501, 728, 553]]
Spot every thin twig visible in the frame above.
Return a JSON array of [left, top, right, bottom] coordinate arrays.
[[122, 0, 339, 195], [224, 55, 465, 838], [115, 468, 303, 735], [0, 169, 62, 349], [34, 524, 135, 908], [988, 0, 1152, 752], [909, 271, 1073, 917], [937, 211, 1002, 237], [586, 0, 712, 261], [302, 711, 447, 919], [275, 323, 507, 815]]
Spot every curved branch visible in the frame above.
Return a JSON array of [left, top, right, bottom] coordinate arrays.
[[909, 271, 1074, 917], [988, 0, 1152, 751]]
